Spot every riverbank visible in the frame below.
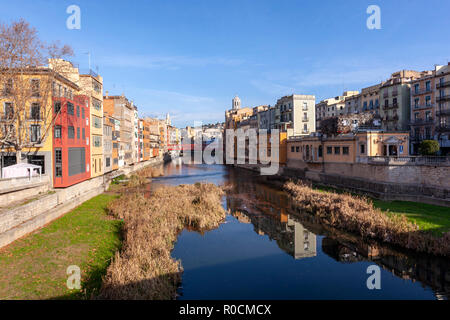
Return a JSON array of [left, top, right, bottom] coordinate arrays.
[[0, 193, 121, 299], [97, 182, 225, 300], [0, 161, 164, 299], [284, 181, 450, 257]]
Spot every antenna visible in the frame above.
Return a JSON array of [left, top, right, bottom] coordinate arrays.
[[84, 52, 91, 71]]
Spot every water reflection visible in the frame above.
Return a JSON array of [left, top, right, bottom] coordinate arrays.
[[151, 161, 450, 299], [225, 167, 450, 299]]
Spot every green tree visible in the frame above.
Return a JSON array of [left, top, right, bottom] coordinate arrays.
[[418, 140, 440, 156]]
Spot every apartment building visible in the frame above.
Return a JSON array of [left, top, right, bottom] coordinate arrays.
[[133, 105, 139, 163], [103, 93, 134, 166], [0, 63, 95, 188], [225, 96, 254, 130], [409, 70, 435, 154], [273, 94, 316, 136], [52, 93, 91, 188], [435, 63, 450, 154], [344, 93, 361, 114], [316, 92, 358, 130], [380, 70, 423, 132], [360, 84, 381, 115], [103, 115, 113, 173], [147, 118, 161, 158]]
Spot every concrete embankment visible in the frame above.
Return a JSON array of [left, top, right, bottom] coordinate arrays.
[[0, 158, 164, 249]]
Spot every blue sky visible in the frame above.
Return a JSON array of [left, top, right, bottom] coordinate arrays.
[[2, 0, 450, 127]]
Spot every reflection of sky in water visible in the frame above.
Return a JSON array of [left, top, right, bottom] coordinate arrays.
[[152, 161, 445, 300]]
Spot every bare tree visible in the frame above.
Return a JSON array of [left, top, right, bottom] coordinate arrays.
[[0, 19, 73, 163]]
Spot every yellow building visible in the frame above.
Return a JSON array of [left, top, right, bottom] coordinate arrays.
[[287, 131, 410, 166], [79, 73, 104, 177], [0, 68, 79, 181]]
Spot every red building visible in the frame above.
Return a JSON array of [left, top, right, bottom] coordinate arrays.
[[52, 94, 91, 188]]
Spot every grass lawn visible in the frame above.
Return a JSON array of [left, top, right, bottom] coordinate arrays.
[[313, 184, 450, 236], [0, 193, 121, 300], [372, 199, 450, 236]]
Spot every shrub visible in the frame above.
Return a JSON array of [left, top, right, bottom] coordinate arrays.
[[419, 140, 440, 155]]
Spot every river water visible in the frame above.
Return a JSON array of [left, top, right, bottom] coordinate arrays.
[[150, 159, 450, 300]]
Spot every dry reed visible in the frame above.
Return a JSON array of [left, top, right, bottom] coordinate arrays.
[[97, 183, 225, 299], [284, 181, 450, 257]]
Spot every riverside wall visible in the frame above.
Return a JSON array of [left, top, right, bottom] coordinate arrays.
[[0, 158, 164, 249]]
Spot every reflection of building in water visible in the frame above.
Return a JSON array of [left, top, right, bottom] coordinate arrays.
[[231, 208, 317, 260], [289, 217, 316, 259]]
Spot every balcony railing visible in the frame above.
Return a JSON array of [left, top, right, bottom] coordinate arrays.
[[26, 112, 44, 121], [436, 81, 450, 89], [436, 95, 450, 102], [412, 88, 433, 96], [410, 118, 434, 126], [0, 113, 14, 122], [412, 104, 434, 110], [302, 118, 309, 122], [357, 156, 450, 166], [436, 124, 450, 132], [436, 109, 450, 116]]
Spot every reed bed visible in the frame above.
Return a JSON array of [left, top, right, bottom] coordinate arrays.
[[126, 166, 164, 187], [97, 183, 225, 300], [284, 181, 450, 257]]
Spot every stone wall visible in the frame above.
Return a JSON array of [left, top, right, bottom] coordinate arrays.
[[284, 159, 450, 206], [0, 175, 51, 207]]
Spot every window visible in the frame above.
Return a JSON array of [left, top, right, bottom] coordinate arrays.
[[425, 96, 431, 106], [55, 149, 62, 177], [68, 126, 75, 139], [425, 81, 431, 91], [54, 125, 62, 138], [334, 146, 340, 155], [327, 146, 332, 154], [318, 145, 323, 157], [76, 105, 80, 117], [93, 135, 102, 147], [82, 128, 85, 140], [4, 79, 13, 95], [31, 79, 40, 97], [106, 157, 111, 167], [54, 101, 61, 114], [68, 147, 86, 176], [93, 116, 102, 129], [30, 125, 40, 142], [291, 146, 295, 152], [296, 146, 300, 152], [360, 144, 365, 154], [77, 127, 80, 139], [82, 108, 85, 119], [343, 146, 349, 155], [67, 102, 74, 115], [30, 103, 40, 120], [4, 102, 14, 119], [414, 83, 419, 94], [93, 99, 102, 111], [414, 98, 419, 108], [393, 98, 398, 105]]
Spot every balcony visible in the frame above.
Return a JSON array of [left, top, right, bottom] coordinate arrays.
[[0, 113, 14, 122], [410, 118, 434, 126], [392, 90, 398, 97], [383, 92, 389, 98], [436, 81, 450, 89], [26, 112, 44, 121], [436, 109, 450, 116], [302, 129, 310, 134], [436, 95, 450, 102], [412, 104, 434, 110], [411, 88, 433, 96], [436, 124, 450, 132], [302, 117, 309, 122]]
